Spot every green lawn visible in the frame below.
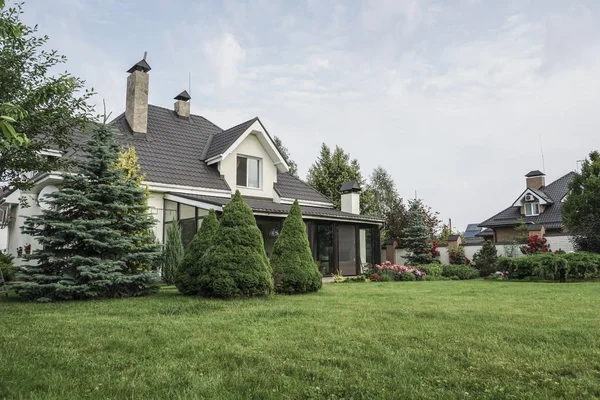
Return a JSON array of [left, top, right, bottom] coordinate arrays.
[[1, 281, 600, 400]]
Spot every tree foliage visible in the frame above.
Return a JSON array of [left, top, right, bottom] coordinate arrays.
[[562, 151, 600, 253], [163, 219, 184, 285], [402, 200, 434, 265], [472, 240, 499, 277], [175, 209, 219, 295], [307, 143, 375, 214], [198, 191, 273, 298], [0, 1, 94, 190], [273, 136, 298, 177], [15, 122, 160, 302], [270, 200, 322, 294]]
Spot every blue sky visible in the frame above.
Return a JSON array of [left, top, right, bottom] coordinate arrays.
[[21, 0, 600, 230]]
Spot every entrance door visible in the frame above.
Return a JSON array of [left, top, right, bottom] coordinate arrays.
[[338, 225, 357, 275]]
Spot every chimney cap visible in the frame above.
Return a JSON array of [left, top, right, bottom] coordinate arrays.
[[174, 90, 191, 101], [525, 170, 545, 178], [127, 58, 151, 74], [340, 180, 361, 193]]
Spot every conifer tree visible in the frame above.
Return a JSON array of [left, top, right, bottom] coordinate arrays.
[[175, 209, 219, 295], [16, 122, 160, 301], [402, 200, 434, 266], [198, 191, 273, 298], [163, 219, 184, 285], [271, 200, 322, 294]]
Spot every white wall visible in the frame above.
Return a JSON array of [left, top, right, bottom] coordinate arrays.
[[0, 227, 7, 253], [219, 133, 278, 199], [148, 191, 165, 243], [382, 235, 575, 265]]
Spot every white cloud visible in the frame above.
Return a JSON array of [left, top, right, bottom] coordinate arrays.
[[203, 33, 246, 88]]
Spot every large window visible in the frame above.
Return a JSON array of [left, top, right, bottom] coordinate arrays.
[[163, 200, 210, 249], [525, 202, 540, 216], [237, 156, 261, 188]]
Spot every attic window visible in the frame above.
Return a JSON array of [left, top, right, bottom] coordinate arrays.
[[525, 202, 540, 216], [237, 156, 261, 189]]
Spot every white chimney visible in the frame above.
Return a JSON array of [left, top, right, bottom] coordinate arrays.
[[125, 53, 151, 134], [340, 180, 361, 215], [174, 90, 191, 118]]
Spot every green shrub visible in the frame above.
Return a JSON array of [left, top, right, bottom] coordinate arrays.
[[472, 241, 499, 277], [163, 219, 184, 285], [441, 264, 479, 280], [397, 272, 416, 281], [0, 252, 15, 282], [340, 275, 368, 283], [561, 252, 600, 280], [198, 191, 273, 298], [175, 209, 219, 295], [270, 201, 322, 294], [419, 264, 443, 279]]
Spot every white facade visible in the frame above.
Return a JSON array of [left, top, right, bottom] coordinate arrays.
[[219, 133, 279, 199]]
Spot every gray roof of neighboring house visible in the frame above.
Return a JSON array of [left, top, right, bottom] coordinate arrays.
[[463, 223, 482, 238], [110, 105, 324, 203], [169, 192, 383, 224], [480, 172, 575, 230]]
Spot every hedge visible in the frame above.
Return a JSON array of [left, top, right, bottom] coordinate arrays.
[[496, 252, 600, 282]]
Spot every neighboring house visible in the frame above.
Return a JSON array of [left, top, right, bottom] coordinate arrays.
[[479, 170, 575, 244], [0, 57, 382, 276], [463, 223, 484, 244]]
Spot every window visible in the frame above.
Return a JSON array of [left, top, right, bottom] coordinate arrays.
[[525, 202, 540, 216], [236, 156, 261, 188]]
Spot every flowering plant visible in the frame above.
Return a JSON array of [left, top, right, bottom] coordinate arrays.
[[485, 271, 508, 281], [364, 261, 426, 281], [448, 245, 470, 265], [520, 234, 550, 254]]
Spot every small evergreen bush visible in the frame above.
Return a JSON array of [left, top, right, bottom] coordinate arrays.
[[163, 219, 184, 285], [270, 200, 322, 294], [175, 209, 219, 295], [418, 264, 443, 280], [198, 191, 273, 298], [472, 241, 499, 277], [0, 252, 15, 282]]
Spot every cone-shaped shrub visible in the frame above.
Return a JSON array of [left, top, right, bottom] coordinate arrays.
[[198, 191, 273, 298], [271, 200, 322, 294], [175, 209, 219, 295]]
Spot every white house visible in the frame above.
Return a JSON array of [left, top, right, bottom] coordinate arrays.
[[0, 56, 383, 275]]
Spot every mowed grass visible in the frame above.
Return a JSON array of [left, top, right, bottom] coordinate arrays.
[[1, 281, 600, 400]]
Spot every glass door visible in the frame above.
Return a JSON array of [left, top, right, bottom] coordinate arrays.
[[316, 224, 333, 275], [338, 225, 356, 275]]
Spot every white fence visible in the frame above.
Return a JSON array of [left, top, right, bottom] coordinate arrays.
[[382, 235, 575, 265]]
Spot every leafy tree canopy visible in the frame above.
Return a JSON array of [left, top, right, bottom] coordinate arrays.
[[0, 0, 94, 190], [562, 150, 600, 252]]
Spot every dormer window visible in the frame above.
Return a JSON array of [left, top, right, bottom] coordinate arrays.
[[525, 202, 540, 216], [237, 156, 261, 188]]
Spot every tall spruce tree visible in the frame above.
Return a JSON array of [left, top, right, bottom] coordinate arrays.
[[198, 191, 273, 298], [402, 200, 434, 266], [175, 209, 219, 295], [273, 136, 298, 177], [16, 121, 160, 302], [271, 200, 322, 294], [307, 143, 375, 214], [163, 219, 184, 285]]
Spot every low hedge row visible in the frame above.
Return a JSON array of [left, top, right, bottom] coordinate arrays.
[[414, 264, 479, 281], [496, 252, 600, 282]]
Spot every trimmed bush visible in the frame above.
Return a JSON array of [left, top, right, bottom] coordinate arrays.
[[441, 264, 479, 280], [198, 191, 273, 298], [163, 219, 184, 285], [497, 253, 600, 282], [270, 200, 322, 294], [175, 209, 219, 295]]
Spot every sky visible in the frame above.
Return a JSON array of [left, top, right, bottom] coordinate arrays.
[[19, 0, 600, 231]]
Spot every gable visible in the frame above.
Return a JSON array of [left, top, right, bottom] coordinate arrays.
[[205, 119, 289, 173], [511, 188, 553, 207]]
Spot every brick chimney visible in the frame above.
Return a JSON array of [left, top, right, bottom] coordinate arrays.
[[174, 90, 191, 119], [125, 53, 151, 134], [340, 180, 361, 215], [525, 170, 545, 190]]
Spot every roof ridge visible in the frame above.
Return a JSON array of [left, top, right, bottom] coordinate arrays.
[[146, 104, 223, 131], [221, 116, 258, 133]]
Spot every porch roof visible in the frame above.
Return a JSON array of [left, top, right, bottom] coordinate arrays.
[[167, 192, 384, 225]]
